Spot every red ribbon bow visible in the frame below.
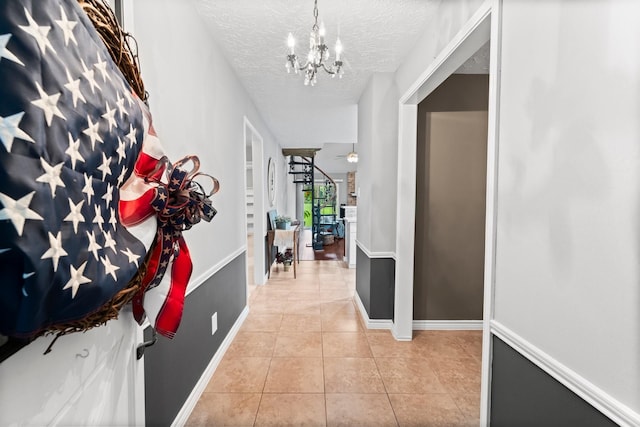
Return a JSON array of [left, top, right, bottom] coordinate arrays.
[[121, 154, 219, 337]]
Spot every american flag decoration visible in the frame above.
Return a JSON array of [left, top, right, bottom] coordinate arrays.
[[0, 0, 218, 341]]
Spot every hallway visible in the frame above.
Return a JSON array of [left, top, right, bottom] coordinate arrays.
[[187, 261, 481, 426], [299, 229, 346, 261]]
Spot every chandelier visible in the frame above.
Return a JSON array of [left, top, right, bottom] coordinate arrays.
[[285, 0, 344, 86]]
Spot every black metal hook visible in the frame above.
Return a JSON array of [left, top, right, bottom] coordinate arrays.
[[136, 329, 157, 360], [75, 348, 89, 359]]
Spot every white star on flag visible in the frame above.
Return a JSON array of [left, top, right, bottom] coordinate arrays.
[[64, 68, 86, 108], [80, 59, 100, 94], [123, 87, 134, 107], [115, 93, 128, 119], [102, 102, 117, 131], [0, 191, 43, 236], [109, 207, 118, 228], [86, 230, 102, 260], [102, 183, 113, 208], [65, 133, 84, 169], [116, 137, 127, 162], [101, 255, 120, 280], [121, 247, 141, 267], [36, 158, 65, 197], [31, 82, 66, 126], [93, 204, 105, 229], [19, 7, 56, 55], [63, 198, 85, 233], [0, 112, 34, 152], [94, 52, 112, 83], [103, 230, 117, 254], [82, 173, 95, 204], [62, 261, 91, 299], [54, 5, 77, 46], [0, 34, 24, 65], [98, 152, 112, 180], [40, 231, 68, 272], [116, 166, 128, 188], [82, 115, 103, 149], [126, 124, 136, 147]]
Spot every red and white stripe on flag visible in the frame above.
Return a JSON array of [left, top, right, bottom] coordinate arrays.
[[118, 99, 192, 337]]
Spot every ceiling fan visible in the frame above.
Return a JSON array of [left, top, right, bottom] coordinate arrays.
[[335, 143, 358, 163]]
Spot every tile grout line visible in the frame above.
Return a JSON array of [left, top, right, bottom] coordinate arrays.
[[321, 309, 329, 426], [366, 321, 401, 426]]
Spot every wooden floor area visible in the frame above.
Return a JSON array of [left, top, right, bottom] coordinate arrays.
[[299, 229, 345, 261]]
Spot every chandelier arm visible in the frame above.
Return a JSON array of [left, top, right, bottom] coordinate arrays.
[[320, 63, 336, 75], [296, 60, 311, 71]]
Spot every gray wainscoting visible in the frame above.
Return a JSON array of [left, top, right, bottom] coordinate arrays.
[[490, 336, 618, 427], [355, 246, 395, 320], [143, 253, 246, 426]]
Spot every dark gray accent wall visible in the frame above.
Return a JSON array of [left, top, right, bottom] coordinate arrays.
[[265, 236, 277, 275], [490, 336, 618, 427], [356, 246, 371, 314], [356, 246, 395, 320], [144, 253, 246, 427]]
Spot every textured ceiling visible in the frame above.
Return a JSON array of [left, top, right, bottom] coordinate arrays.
[[195, 0, 441, 153], [194, 0, 490, 174]]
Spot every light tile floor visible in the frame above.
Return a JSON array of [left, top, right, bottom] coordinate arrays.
[[187, 260, 481, 427]]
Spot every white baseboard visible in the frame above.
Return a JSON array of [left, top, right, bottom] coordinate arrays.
[[354, 294, 483, 335], [171, 306, 249, 427], [413, 320, 483, 330], [354, 292, 393, 330], [491, 320, 640, 427]]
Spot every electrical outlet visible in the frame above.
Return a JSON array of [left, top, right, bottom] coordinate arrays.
[[211, 312, 218, 335]]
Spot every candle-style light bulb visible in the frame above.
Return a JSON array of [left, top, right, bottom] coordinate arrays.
[[335, 37, 343, 61], [287, 32, 296, 54], [319, 21, 326, 42]]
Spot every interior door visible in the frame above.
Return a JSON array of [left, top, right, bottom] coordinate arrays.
[[0, 308, 144, 426]]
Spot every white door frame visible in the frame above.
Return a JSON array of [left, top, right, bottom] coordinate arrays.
[[117, 3, 145, 425], [392, 1, 501, 425], [243, 117, 266, 286]]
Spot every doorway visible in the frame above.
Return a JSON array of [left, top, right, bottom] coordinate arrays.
[[393, 2, 501, 425], [414, 74, 489, 324], [244, 118, 266, 295]]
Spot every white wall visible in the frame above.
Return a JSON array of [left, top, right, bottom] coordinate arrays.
[[131, 0, 286, 283], [370, 73, 399, 252], [331, 173, 347, 207], [355, 0, 485, 255], [356, 73, 400, 253], [494, 0, 640, 414], [274, 105, 357, 147], [394, 0, 485, 96], [356, 76, 374, 249]]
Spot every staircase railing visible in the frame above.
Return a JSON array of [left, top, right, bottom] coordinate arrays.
[[288, 155, 338, 250], [302, 156, 337, 249], [301, 156, 337, 208]]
